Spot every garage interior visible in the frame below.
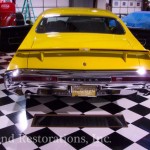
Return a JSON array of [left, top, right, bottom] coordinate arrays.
[[0, 0, 150, 150]]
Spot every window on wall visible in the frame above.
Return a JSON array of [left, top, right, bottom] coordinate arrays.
[[112, 0, 143, 17]]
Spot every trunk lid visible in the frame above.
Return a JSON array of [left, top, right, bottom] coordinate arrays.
[[31, 33, 142, 50], [25, 49, 149, 70], [23, 33, 148, 70]]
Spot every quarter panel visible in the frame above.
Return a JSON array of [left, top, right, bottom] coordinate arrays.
[[7, 53, 29, 71]]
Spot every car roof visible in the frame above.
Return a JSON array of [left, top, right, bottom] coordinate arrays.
[[42, 7, 117, 18], [131, 11, 150, 14], [122, 11, 150, 29]]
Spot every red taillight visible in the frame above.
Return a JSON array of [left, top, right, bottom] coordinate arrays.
[[49, 76, 58, 81], [12, 76, 58, 82], [112, 77, 150, 82]]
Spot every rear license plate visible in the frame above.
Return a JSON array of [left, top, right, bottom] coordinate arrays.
[[71, 85, 96, 97]]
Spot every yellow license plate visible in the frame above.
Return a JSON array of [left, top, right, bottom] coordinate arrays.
[[71, 85, 96, 97]]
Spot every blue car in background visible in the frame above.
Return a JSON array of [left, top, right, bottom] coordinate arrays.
[[122, 11, 150, 49], [122, 11, 150, 29]]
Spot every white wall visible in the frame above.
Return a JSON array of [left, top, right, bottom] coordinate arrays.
[[97, 0, 106, 9], [16, 0, 69, 19], [16, 0, 112, 22]]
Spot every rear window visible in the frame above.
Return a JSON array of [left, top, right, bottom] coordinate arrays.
[[36, 16, 125, 34]]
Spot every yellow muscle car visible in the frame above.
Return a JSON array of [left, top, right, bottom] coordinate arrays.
[[4, 8, 150, 98]]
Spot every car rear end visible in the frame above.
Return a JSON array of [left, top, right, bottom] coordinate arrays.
[[4, 8, 150, 98], [4, 48, 150, 98]]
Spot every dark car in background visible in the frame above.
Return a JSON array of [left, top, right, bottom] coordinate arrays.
[[0, 25, 32, 52], [122, 11, 150, 50]]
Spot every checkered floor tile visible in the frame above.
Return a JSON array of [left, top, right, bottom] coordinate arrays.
[[0, 53, 150, 150]]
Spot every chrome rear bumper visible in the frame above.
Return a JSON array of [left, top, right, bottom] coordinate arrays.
[[4, 69, 150, 97]]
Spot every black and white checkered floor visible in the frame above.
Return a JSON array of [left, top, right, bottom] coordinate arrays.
[[0, 53, 150, 150]]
